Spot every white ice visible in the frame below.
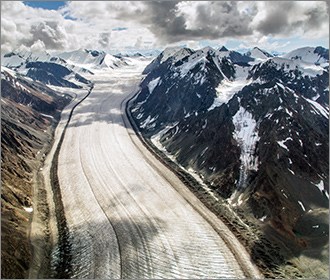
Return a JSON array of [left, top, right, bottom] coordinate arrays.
[[232, 106, 260, 188]]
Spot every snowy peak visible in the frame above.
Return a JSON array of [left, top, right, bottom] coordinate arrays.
[[84, 49, 105, 58], [219, 46, 229, 52], [246, 47, 273, 60], [282, 46, 329, 65], [2, 50, 51, 68], [1, 50, 94, 76], [159, 47, 194, 64], [199, 46, 216, 55], [249, 56, 326, 81], [56, 48, 127, 70]]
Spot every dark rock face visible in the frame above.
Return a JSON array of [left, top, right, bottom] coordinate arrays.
[[218, 48, 254, 65], [130, 46, 329, 277], [314, 46, 329, 61], [85, 49, 103, 57], [1, 69, 71, 279], [132, 48, 236, 136], [25, 61, 91, 88]]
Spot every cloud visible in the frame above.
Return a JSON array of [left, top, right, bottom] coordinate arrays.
[[112, 27, 128, 31], [253, 1, 329, 38], [98, 32, 111, 48], [178, 1, 254, 39], [1, 1, 72, 52], [1, 1, 328, 54], [113, 1, 254, 43], [93, 1, 328, 45], [30, 39, 46, 53], [27, 21, 68, 49]]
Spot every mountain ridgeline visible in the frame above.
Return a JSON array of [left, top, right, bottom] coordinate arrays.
[[1, 67, 73, 278], [130, 46, 329, 277]]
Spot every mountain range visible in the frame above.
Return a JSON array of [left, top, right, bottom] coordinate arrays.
[[129, 45, 329, 277], [1, 48, 132, 88], [1, 66, 73, 278]]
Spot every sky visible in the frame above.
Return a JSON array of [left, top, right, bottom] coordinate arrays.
[[1, 1, 329, 54]]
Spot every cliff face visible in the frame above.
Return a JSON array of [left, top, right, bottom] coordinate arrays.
[[1, 68, 71, 278]]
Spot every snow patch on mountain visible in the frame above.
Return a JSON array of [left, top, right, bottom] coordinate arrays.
[[159, 47, 192, 64], [246, 47, 273, 61], [314, 180, 329, 199], [302, 96, 329, 119], [150, 123, 179, 154], [298, 201, 306, 211], [140, 115, 158, 129], [283, 46, 329, 65], [232, 106, 260, 188], [277, 137, 292, 151], [148, 77, 161, 94], [208, 78, 251, 111], [1, 66, 17, 78], [178, 55, 207, 77], [234, 65, 250, 79]]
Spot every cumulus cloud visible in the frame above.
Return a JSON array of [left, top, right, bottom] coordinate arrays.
[[27, 21, 68, 49], [1, 1, 71, 52], [30, 39, 46, 53], [108, 1, 254, 43], [102, 1, 328, 44], [252, 1, 329, 38], [98, 32, 111, 48], [1, 1, 328, 53]]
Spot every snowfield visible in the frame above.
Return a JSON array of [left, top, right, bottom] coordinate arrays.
[[232, 106, 260, 188], [55, 59, 259, 278]]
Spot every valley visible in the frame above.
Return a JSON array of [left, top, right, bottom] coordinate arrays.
[[49, 59, 258, 278], [1, 45, 328, 279], [2, 1, 329, 279]]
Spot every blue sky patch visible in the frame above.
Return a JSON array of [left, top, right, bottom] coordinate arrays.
[[24, 1, 66, 10]]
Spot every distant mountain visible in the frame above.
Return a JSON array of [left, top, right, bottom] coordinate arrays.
[[246, 47, 273, 60], [57, 48, 128, 70], [130, 45, 329, 278], [2, 50, 51, 67], [218, 46, 254, 65], [282, 46, 329, 65], [2, 50, 94, 76], [25, 61, 91, 88], [1, 50, 94, 89], [109, 49, 161, 57]]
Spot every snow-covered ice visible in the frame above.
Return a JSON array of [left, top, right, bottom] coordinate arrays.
[[282, 46, 329, 65], [208, 78, 251, 111], [277, 137, 292, 151], [298, 200, 306, 211], [303, 96, 329, 119], [314, 180, 329, 199], [232, 106, 260, 188], [55, 58, 246, 279], [147, 77, 161, 93]]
